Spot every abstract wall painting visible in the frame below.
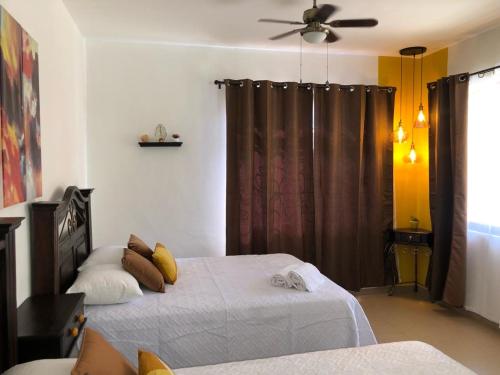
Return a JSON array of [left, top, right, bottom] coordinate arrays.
[[0, 6, 41, 208]]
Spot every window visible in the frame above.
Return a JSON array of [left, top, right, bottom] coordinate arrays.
[[467, 68, 500, 235]]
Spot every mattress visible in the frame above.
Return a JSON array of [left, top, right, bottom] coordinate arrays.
[[84, 253, 376, 368], [3, 342, 475, 375]]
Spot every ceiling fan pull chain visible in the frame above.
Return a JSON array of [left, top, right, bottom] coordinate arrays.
[[325, 41, 330, 91], [300, 35, 303, 84], [326, 41, 329, 84]]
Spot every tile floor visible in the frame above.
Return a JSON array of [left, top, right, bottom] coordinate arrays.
[[357, 288, 500, 375]]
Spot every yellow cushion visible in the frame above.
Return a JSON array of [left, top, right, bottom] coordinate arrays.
[[152, 243, 177, 284], [138, 350, 175, 375]]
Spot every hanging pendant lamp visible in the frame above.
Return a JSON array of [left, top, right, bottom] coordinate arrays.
[[399, 46, 427, 163], [394, 54, 408, 143], [415, 50, 428, 128]]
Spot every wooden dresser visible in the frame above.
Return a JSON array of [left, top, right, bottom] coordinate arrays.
[[0, 217, 24, 372]]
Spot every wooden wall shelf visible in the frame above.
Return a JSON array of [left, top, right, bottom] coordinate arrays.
[[138, 142, 183, 147]]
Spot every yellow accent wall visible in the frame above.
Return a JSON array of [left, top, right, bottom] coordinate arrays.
[[378, 48, 448, 284]]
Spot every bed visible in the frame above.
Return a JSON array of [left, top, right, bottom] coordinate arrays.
[[4, 341, 475, 375], [30, 187, 375, 368], [84, 253, 375, 368]]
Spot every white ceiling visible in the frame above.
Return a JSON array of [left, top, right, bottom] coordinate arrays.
[[63, 0, 500, 55]]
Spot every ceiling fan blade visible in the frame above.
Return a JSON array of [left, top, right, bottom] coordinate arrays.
[[329, 18, 378, 28], [314, 4, 338, 23], [325, 28, 340, 43], [259, 18, 305, 25], [269, 28, 305, 40]]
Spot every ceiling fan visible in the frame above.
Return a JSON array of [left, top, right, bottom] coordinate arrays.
[[259, 0, 378, 44]]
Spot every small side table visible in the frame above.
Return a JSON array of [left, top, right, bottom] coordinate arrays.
[[387, 228, 433, 296], [17, 293, 86, 363]]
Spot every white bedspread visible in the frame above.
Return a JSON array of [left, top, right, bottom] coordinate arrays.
[[3, 342, 474, 375], [84, 254, 376, 368], [177, 341, 474, 375]]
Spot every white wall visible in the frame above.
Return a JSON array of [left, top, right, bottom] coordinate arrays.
[[448, 25, 500, 74], [0, 0, 87, 305], [87, 40, 378, 258]]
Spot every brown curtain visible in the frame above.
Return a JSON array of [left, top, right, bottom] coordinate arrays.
[[314, 85, 394, 291], [428, 74, 468, 307], [226, 80, 315, 262]]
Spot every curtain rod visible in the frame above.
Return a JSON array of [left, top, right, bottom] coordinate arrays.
[[427, 65, 500, 90], [428, 64, 500, 89], [470, 64, 500, 77], [214, 80, 395, 93]]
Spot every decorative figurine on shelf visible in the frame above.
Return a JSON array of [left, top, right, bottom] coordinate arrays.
[[409, 216, 419, 229], [155, 124, 167, 142], [140, 134, 150, 142], [172, 133, 181, 143]]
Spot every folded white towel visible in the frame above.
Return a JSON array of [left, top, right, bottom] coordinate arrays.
[[288, 263, 325, 292], [271, 264, 299, 288]]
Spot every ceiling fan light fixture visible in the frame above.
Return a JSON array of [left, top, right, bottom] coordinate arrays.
[[303, 30, 326, 43], [260, 2, 378, 43]]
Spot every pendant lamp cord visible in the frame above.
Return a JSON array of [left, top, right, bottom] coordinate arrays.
[[400, 54, 403, 122], [412, 54, 415, 141], [420, 53, 424, 104]]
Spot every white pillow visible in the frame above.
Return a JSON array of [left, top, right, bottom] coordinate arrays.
[[67, 264, 143, 305], [77, 245, 125, 272], [3, 358, 76, 375]]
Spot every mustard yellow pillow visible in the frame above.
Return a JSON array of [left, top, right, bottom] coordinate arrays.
[[152, 243, 177, 284], [138, 350, 175, 375]]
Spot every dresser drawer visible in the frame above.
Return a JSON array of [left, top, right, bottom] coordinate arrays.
[[61, 305, 86, 358], [394, 230, 432, 246], [395, 232, 421, 244]]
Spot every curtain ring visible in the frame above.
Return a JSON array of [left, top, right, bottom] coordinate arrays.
[[307, 83, 312, 90], [349, 86, 355, 92], [255, 82, 261, 88], [325, 81, 330, 91], [366, 87, 371, 93], [271, 83, 274, 89], [239, 81, 244, 87], [283, 83, 288, 90], [387, 88, 393, 93]]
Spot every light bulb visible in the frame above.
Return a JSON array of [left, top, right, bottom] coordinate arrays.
[[415, 104, 427, 128], [417, 109, 425, 122], [397, 124, 405, 143], [409, 143, 417, 164]]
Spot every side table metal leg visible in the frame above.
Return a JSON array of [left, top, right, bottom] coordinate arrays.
[[388, 244, 396, 296], [414, 247, 418, 293]]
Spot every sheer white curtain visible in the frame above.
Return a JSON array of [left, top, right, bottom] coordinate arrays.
[[466, 68, 500, 326]]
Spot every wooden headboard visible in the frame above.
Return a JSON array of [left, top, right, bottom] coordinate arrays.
[[31, 187, 93, 295], [0, 217, 24, 372]]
